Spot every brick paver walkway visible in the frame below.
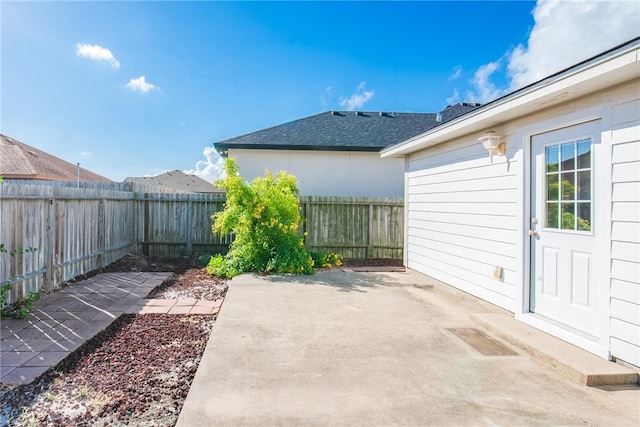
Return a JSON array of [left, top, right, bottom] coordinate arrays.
[[0, 272, 223, 385]]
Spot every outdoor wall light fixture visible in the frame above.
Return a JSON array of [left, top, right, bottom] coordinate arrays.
[[478, 131, 505, 163]]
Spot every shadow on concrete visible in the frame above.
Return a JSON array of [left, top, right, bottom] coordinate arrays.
[[260, 269, 433, 293]]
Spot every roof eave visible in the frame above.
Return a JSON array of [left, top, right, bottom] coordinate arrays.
[[217, 144, 384, 153], [381, 38, 640, 158]]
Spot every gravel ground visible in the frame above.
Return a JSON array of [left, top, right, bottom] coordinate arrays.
[[0, 256, 226, 427]]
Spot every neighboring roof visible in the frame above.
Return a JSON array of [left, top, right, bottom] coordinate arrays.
[[213, 103, 481, 155], [382, 37, 640, 158], [0, 134, 112, 182], [124, 170, 223, 193]]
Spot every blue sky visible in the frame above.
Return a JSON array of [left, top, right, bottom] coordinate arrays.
[[1, 1, 638, 182]]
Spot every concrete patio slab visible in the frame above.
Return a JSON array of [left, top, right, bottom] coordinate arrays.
[[178, 269, 640, 427], [470, 312, 639, 386]]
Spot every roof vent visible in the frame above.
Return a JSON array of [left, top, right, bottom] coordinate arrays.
[[379, 112, 396, 117], [355, 111, 365, 116], [436, 113, 442, 123], [27, 150, 38, 157]]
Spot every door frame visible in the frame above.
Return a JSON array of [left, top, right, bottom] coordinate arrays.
[[516, 108, 612, 360]]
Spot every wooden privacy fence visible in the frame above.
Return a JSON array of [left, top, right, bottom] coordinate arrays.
[[1, 182, 403, 305], [301, 196, 404, 259], [137, 192, 231, 258], [1, 184, 137, 305]]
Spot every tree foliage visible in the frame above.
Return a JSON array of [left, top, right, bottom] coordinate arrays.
[[209, 158, 314, 278]]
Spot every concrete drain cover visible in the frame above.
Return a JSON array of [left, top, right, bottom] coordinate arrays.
[[447, 328, 518, 356]]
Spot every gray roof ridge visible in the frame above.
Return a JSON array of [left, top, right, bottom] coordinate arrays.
[[216, 110, 438, 144], [213, 105, 482, 154], [216, 111, 331, 144]]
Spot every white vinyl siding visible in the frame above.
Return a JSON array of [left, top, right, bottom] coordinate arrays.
[[609, 98, 640, 367], [396, 47, 639, 364], [405, 137, 519, 311]]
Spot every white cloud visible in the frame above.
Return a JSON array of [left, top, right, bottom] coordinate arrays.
[[458, 0, 640, 103], [448, 66, 462, 81], [466, 60, 506, 104], [446, 88, 461, 106], [126, 75, 157, 93], [321, 85, 333, 106], [80, 151, 91, 157], [507, 0, 640, 90], [76, 43, 120, 68], [339, 81, 375, 110], [183, 146, 226, 183]]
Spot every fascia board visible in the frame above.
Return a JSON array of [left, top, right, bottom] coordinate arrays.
[[381, 46, 639, 158]]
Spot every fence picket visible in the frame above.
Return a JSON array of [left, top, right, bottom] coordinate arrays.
[[1, 182, 403, 305]]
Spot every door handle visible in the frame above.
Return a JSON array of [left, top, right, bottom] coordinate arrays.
[[528, 230, 538, 236]]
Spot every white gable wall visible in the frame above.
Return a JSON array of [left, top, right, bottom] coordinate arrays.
[[404, 80, 640, 366], [227, 149, 404, 197]]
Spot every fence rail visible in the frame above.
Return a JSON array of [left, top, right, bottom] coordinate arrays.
[[301, 196, 404, 259], [1, 182, 403, 305]]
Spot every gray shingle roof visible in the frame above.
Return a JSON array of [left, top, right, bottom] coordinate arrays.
[[0, 134, 112, 182], [124, 170, 224, 193], [214, 103, 480, 155]]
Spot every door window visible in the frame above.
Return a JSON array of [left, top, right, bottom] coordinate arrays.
[[545, 138, 592, 231]]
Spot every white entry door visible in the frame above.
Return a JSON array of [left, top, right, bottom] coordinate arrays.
[[530, 121, 600, 337]]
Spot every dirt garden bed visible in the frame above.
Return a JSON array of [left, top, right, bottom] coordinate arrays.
[[0, 254, 401, 426]]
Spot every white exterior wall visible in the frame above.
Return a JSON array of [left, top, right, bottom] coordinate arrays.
[[228, 149, 404, 197], [405, 80, 640, 366], [405, 133, 521, 311], [610, 97, 640, 367]]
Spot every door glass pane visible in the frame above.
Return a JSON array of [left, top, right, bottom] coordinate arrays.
[[577, 171, 590, 200], [547, 173, 559, 201], [543, 138, 592, 232], [577, 202, 591, 231], [561, 172, 575, 200], [561, 203, 575, 230], [577, 139, 591, 169], [546, 145, 559, 172], [561, 142, 575, 171], [546, 203, 559, 228]]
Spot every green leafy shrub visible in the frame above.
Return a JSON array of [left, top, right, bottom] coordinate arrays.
[[1, 245, 41, 318], [198, 254, 214, 267], [1, 288, 42, 319], [310, 252, 343, 269], [206, 254, 243, 279], [210, 158, 314, 278]]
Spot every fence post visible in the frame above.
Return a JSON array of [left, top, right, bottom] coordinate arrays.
[[97, 199, 106, 268], [44, 197, 56, 292], [367, 203, 374, 259], [185, 196, 193, 256], [133, 192, 139, 254], [142, 193, 150, 256], [300, 196, 308, 243]]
